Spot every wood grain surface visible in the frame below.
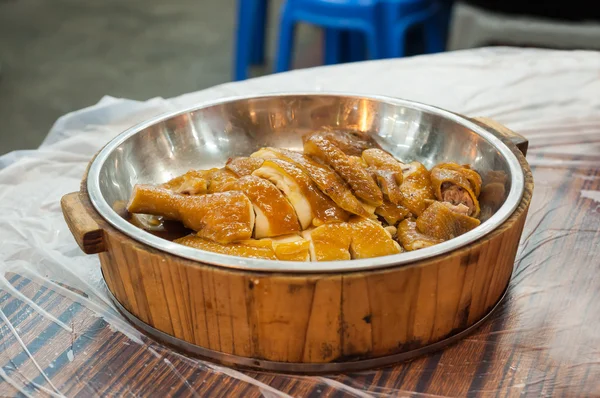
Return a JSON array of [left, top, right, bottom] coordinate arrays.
[[1, 121, 599, 396]]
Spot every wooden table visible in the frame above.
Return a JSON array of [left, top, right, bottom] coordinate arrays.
[[1, 48, 599, 397]]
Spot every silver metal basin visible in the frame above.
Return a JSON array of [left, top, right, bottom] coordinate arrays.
[[87, 93, 525, 273]]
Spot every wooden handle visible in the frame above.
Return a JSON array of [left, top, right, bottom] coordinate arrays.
[[61, 192, 106, 254], [472, 117, 529, 156]]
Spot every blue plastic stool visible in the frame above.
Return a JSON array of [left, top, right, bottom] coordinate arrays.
[[275, 0, 383, 73], [234, 0, 270, 81], [380, 0, 443, 58]]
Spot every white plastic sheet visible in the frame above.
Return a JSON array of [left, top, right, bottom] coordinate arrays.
[[1, 47, 599, 396]]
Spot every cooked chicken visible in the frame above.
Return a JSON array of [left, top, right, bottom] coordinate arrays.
[[127, 130, 484, 263], [303, 134, 383, 207], [222, 175, 300, 238], [302, 223, 353, 261], [397, 219, 443, 251], [252, 159, 349, 229], [175, 235, 277, 259], [226, 157, 265, 177], [268, 234, 311, 261], [206, 168, 239, 193], [128, 185, 254, 243], [303, 130, 380, 157], [162, 169, 210, 195], [416, 201, 480, 240], [399, 162, 436, 216], [348, 216, 402, 259], [430, 163, 482, 217], [362, 148, 405, 204], [251, 147, 371, 217], [375, 200, 411, 226]]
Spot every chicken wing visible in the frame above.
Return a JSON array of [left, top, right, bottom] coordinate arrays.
[[222, 175, 300, 238], [252, 159, 349, 229], [251, 147, 371, 217], [128, 185, 254, 243], [303, 134, 383, 207]]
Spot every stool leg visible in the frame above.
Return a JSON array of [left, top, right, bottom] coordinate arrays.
[[424, 6, 446, 53], [348, 32, 365, 62], [251, 0, 268, 65], [234, 0, 255, 80], [275, 4, 295, 73], [364, 26, 382, 60], [324, 29, 342, 65]]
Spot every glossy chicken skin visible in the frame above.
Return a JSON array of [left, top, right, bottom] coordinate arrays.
[[397, 219, 443, 251], [175, 235, 277, 259], [375, 200, 411, 226], [253, 159, 349, 229], [251, 147, 371, 217], [347, 217, 402, 258], [222, 175, 300, 239], [399, 162, 436, 216], [430, 163, 482, 217], [226, 157, 265, 177], [162, 169, 210, 195], [127, 185, 254, 243], [416, 201, 480, 240], [362, 148, 407, 204], [303, 134, 383, 207], [302, 223, 353, 261], [304, 130, 380, 156]]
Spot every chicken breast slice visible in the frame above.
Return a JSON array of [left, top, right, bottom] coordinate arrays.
[[251, 147, 371, 217], [222, 175, 300, 239], [302, 224, 353, 261], [252, 159, 349, 229]]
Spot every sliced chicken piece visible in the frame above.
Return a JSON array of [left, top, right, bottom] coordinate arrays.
[[268, 234, 311, 261], [399, 162, 436, 216], [303, 130, 380, 156], [397, 219, 443, 251], [430, 163, 482, 217], [226, 157, 265, 177], [175, 235, 277, 259], [251, 147, 371, 218], [206, 168, 239, 193], [252, 159, 349, 229], [303, 134, 383, 207], [162, 169, 210, 195], [302, 224, 352, 261], [375, 200, 411, 226], [416, 201, 480, 240], [362, 148, 405, 204], [222, 175, 300, 239], [128, 185, 254, 243], [348, 216, 402, 259]]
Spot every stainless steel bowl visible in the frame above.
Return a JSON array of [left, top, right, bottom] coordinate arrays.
[[87, 93, 525, 273]]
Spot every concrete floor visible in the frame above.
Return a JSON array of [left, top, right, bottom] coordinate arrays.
[[0, 0, 320, 154]]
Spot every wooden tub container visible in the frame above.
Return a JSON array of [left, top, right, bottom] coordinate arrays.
[[61, 95, 533, 372]]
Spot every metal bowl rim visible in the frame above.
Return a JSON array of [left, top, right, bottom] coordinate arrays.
[[87, 92, 525, 273]]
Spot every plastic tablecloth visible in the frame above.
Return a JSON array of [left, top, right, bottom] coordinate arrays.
[[0, 47, 599, 397]]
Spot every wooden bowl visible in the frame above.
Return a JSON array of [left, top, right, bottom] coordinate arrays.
[[61, 94, 533, 372]]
